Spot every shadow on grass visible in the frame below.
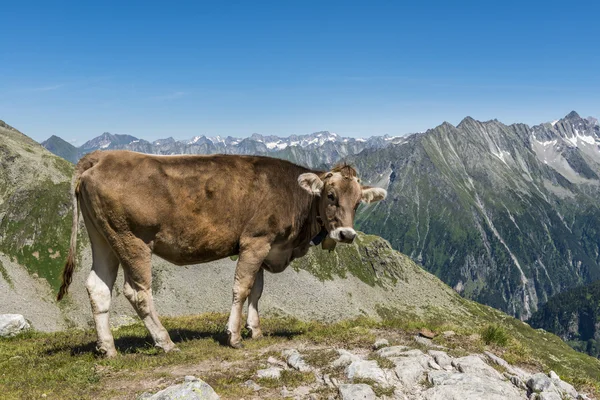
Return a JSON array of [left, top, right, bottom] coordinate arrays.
[[44, 326, 305, 357]]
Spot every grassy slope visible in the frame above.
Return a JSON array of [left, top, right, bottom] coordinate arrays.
[[1, 300, 599, 399], [0, 122, 74, 291]]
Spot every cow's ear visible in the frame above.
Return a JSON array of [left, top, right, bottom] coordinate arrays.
[[298, 173, 324, 195], [361, 186, 387, 203]]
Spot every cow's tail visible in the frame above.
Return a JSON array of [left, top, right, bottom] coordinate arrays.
[[57, 170, 81, 301], [56, 152, 103, 301]]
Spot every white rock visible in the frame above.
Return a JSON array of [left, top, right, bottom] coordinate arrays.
[[376, 345, 410, 358], [346, 359, 389, 386], [282, 349, 312, 372], [527, 373, 558, 393], [332, 349, 362, 368], [451, 355, 503, 380], [256, 367, 283, 379], [533, 392, 562, 400], [140, 376, 220, 400], [267, 356, 287, 368], [484, 351, 530, 380], [0, 314, 30, 337], [442, 331, 456, 338], [548, 370, 560, 380], [423, 371, 523, 400], [373, 338, 390, 349], [243, 380, 261, 392], [391, 351, 433, 389], [338, 384, 377, 400], [428, 350, 453, 370]]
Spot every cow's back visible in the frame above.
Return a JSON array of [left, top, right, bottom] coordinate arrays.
[[77, 151, 314, 265]]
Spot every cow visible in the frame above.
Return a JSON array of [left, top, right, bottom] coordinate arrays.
[[56, 150, 387, 356]]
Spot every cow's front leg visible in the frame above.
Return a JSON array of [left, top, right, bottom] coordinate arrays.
[[227, 239, 270, 348], [246, 267, 264, 339]]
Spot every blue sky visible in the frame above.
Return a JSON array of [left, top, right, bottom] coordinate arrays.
[[1, 0, 599, 143]]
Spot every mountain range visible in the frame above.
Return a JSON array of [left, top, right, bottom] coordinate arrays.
[[41, 111, 600, 321], [42, 130, 404, 168]]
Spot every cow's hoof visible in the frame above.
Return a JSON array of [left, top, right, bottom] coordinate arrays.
[[251, 329, 264, 339], [157, 343, 179, 353], [227, 330, 243, 348], [96, 346, 118, 358]]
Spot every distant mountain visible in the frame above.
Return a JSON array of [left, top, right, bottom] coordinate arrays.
[[529, 280, 600, 358], [350, 111, 600, 319], [41, 130, 404, 168], [40, 135, 79, 163]]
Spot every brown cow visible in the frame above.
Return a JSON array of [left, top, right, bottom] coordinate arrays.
[[57, 150, 386, 356]]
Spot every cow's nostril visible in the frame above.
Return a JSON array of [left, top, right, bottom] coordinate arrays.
[[339, 231, 346, 241]]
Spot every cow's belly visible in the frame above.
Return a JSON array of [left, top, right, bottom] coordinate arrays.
[[263, 245, 293, 273], [152, 226, 240, 266]]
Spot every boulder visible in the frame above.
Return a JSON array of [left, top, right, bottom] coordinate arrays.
[[373, 338, 390, 350], [282, 349, 312, 372], [376, 345, 410, 358], [527, 373, 557, 393], [346, 359, 390, 386], [332, 349, 362, 368], [139, 376, 219, 400], [451, 355, 503, 380], [338, 384, 377, 400], [423, 371, 523, 400], [0, 314, 30, 337], [256, 367, 283, 379], [427, 350, 453, 370]]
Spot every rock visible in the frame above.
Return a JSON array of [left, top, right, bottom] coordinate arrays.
[[578, 395, 592, 400], [373, 338, 390, 350], [321, 373, 336, 389], [507, 374, 527, 391], [0, 314, 30, 337], [282, 349, 312, 372], [547, 371, 578, 399], [419, 328, 436, 339], [484, 351, 529, 380], [414, 335, 433, 347], [527, 373, 556, 393], [332, 349, 362, 368], [140, 376, 219, 400], [548, 370, 560, 380], [442, 331, 456, 338], [256, 367, 283, 379], [428, 350, 453, 370], [267, 356, 288, 368], [428, 359, 442, 370], [391, 350, 433, 389], [243, 380, 261, 392], [376, 345, 410, 358], [532, 392, 562, 400], [338, 384, 377, 400], [451, 355, 503, 380], [346, 359, 389, 386], [292, 386, 311, 397], [281, 386, 293, 397], [423, 371, 523, 400]]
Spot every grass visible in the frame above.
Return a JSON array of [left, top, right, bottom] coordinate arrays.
[[0, 312, 599, 399], [481, 324, 510, 346]]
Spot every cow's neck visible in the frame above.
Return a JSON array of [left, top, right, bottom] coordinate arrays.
[[293, 196, 323, 248]]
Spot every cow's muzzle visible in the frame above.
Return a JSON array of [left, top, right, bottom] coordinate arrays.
[[329, 227, 357, 244]]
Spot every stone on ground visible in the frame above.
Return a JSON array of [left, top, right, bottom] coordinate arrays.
[[256, 366, 283, 379], [138, 376, 219, 400], [338, 383, 377, 400], [282, 349, 312, 372], [422, 371, 522, 400], [0, 314, 30, 337]]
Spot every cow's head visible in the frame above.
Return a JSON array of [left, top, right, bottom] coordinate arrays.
[[298, 164, 387, 244]]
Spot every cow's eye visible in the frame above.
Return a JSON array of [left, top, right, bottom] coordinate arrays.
[[327, 192, 335, 201]]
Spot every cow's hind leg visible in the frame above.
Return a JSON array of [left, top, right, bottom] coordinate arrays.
[[246, 267, 264, 339], [120, 240, 177, 353], [86, 229, 120, 357], [227, 239, 270, 348]]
